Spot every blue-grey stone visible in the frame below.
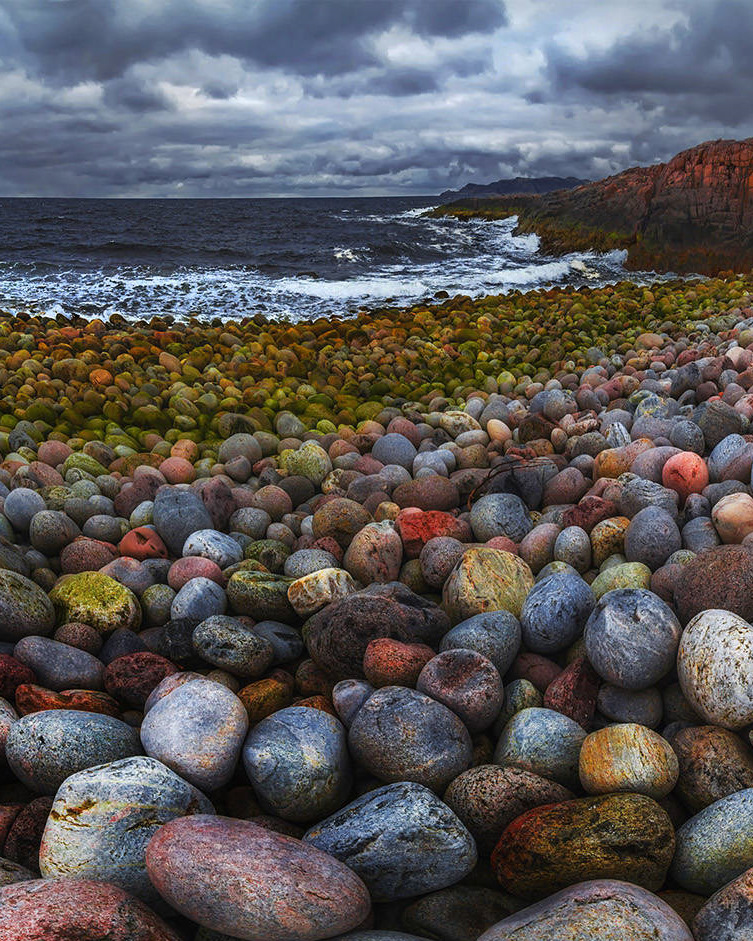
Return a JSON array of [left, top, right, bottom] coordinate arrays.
[[682, 517, 721, 553], [520, 572, 595, 654], [170, 576, 226, 621], [13, 635, 105, 692], [439, 611, 521, 675], [3, 488, 45, 532], [584, 588, 681, 690], [38, 755, 214, 902], [153, 488, 213, 556], [304, 782, 477, 901], [624, 506, 681, 571], [244, 706, 352, 822], [182, 529, 243, 569], [251, 619, 304, 663], [284, 548, 340, 578], [372, 434, 417, 470], [6, 710, 141, 794], [0, 571, 55, 642], [494, 707, 586, 788], [671, 789, 753, 895], [470, 493, 532, 543], [348, 686, 472, 792], [140, 678, 248, 791]]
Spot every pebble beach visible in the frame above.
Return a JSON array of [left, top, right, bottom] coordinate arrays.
[[2, 271, 753, 939]]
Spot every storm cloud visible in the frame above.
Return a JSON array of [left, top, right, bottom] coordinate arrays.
[[0, 0, 749, 196]]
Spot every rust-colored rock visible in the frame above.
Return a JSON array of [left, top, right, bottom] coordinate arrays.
[[15, 684, 120, 717], [104, 652, 179, 708], [543, 656, 599, 729]]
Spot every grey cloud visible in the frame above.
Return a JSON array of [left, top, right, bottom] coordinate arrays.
[[1, 0, 506, 81]]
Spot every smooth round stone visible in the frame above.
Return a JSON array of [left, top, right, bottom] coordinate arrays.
[[372, 433, 417, 470], [348, 685, 473, 792], [579, 723, 679, 798], [13, 635, 104, 691], [678, 609, 753, 729], [284, 442, 333, 486], [597, 685, 663, 728], [284, 548, 339, 578], [694, 867, 753, 941], [443, 548, 534, 622], [470, 494, 532, 543], [229, 507, 273, 540], [477, 880, 693, 941], [0, 878, 181, 940], [494, 679, 543, 735], [332, 679, 374, 727], [439, 611, 521, 676], [250, 620, 304, 664], [218, 432, 262, 465], [343, 521, 403, 584], [48, 571, 141, 634], [713, 492, 753, 543], [417, 649, 503, 733], [182, 529, 244, 569], [193, 616, 274, 678], [681, 516, 721, 553], [444, 765, 572, 855], [39, 756, 213, 902], [288, 567, 357, 616], [519, 522, 560, 573], [243, 706, 352, 822], [519, 572, 595, 654], [624, 506, 682, 571], [0, 570, 55, 642], [141, 584, 176, 626], [584, 588, 681, 689], [494, 707, 587, 789], [553, 526, 591, 573], [29, 510, 80, 554], [492, 793, 675, 899], [170, 576, 227, 621], [6, 710, 141, 794], [671, 789, 753, 895], [312, 498, 373, 548], [3, 488, 45, 531], [146, 815, 371, 941], [141, 678, 248, 791], [153, 488, 213, 556], [662, 451, 709, 502], [304, 781, 476, 901], [671, 725, 753, 812]]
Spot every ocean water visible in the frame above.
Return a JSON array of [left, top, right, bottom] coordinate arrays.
[[0, 196, 639, 322]]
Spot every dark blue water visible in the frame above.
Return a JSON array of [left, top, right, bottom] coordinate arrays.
[[0, 197, 634, 321]]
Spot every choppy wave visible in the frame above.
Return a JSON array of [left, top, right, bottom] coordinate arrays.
[[0, 196, 660, 322]]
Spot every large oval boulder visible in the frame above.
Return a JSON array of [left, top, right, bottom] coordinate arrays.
[[146, 815, 371, 941]]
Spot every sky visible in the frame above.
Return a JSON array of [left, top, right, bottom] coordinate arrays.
[[0, 0, 750, 197]]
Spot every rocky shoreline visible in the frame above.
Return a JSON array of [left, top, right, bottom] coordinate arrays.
[[1, 274, 753, 938]]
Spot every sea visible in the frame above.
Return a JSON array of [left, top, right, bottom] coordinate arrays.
[[0, 196, 641, 323]]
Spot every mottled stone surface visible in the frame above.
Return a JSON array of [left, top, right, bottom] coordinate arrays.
[[0, 572, 55, 642], [243, 706, 352, 822], [693, 867, 753, 941], [0, 878, 182, 940], [146, 815, 371, 941], [494, 707, 587, 788], [677, 609, 753, 729], [348, 685, 473, 792], [492, 794, 675, 899], [671, 725, 753, 811], [519, 572, 595, 654], [39, 756, 213, 902], [401, 886, 519, 941], [416, 649, 503, 733], [13, 636, 104, 692], [477, 880, 693, 940], [579, 723, 679, 799], [584, 588, 681, 689], [49, 571, 141, 635], [288, 567, 358, 616], [443, 549, 534, 622], [671, 789, 753, 895], [193, 616, 274, 678], [444, 765, 573, 855], [439, 611, 521, 675], [141, 678, 249, 791], [304, 782, 477, 901], [6, 710, 141, 794]]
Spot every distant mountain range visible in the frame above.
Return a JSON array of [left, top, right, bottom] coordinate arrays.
[[438, 176, 588, 201], [434, 138, 753, 276]]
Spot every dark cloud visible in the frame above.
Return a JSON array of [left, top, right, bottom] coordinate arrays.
[[1, 0, 506, 81], [545, 0, 753, 120], [102, 77, 172, 113]]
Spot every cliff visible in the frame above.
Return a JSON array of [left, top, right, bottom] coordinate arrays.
[[438, 176, 588, 201], [432, 139, 753, 276]]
